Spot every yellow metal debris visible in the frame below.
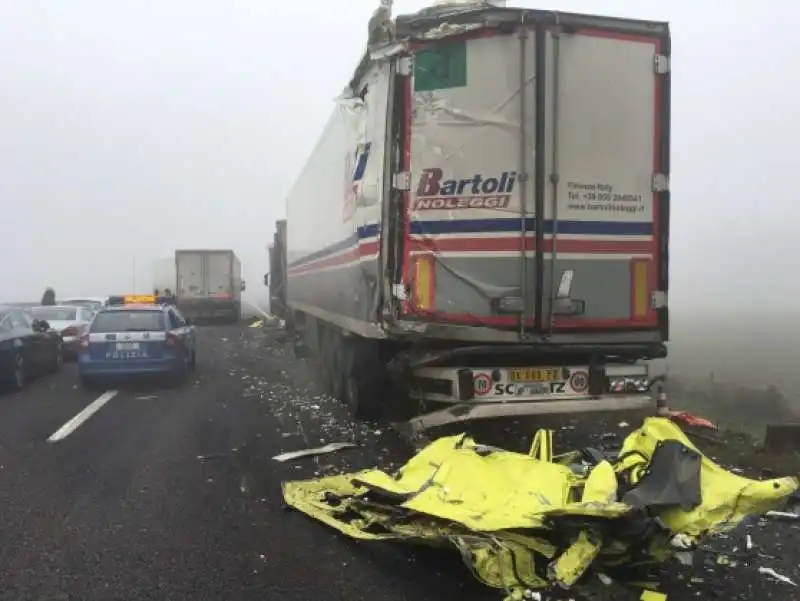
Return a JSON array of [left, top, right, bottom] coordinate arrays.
[[282, 417, 798, 598], [640, 591, 667, 601]]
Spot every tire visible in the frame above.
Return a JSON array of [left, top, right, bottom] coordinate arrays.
[[318, 329, 345, 400], [9, 353, 25, 392], [317, 330, 335, 396], [325, 330, 345, 401], [342, 339, 384, 420], [52, 341, 63, 373], [170, 352, 190, 386]]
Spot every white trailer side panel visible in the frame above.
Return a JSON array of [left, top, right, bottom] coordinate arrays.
[[232, 254, 242, 298], [285, 61, 390, 328]]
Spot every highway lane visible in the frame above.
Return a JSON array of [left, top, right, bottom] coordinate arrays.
[[0, 324, 495, 601], [0, 323, 798, 601]]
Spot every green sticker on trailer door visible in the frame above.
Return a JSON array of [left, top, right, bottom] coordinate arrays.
[[414, 40, 467, 91]]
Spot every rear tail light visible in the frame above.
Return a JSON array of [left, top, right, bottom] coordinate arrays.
[[166, 333, 181, 347], [630, 259, 651, 319], [78, 334, 89, 352], [606, 365, 650, 394], [411, 254, 436, 312], [62, 326, 81, 337]]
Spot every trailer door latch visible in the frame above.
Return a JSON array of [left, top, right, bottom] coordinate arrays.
[[652, 173, 669, 192], [651, 290, 668, 309], [392, 171, 411, 191], [654, 54, 670, 74]]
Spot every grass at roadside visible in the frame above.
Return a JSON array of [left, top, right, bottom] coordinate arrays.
[[665, 387, 800, 475], [683, 423, 800, 476]]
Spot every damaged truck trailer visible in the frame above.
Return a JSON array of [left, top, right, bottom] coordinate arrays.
[[276, 2, 671, 426]]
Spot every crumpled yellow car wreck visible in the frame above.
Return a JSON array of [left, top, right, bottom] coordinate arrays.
[[281, 417, 799, 599]]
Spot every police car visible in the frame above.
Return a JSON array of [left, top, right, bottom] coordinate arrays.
[[77, 295, 196, 387]]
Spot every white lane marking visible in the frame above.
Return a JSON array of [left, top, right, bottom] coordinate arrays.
[[47, 390, 119, 442]]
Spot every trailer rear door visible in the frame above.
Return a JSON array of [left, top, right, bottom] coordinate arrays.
[[176, 252, 206, 298], [400, 31, 535, 329], [398, 23, 668, 336], [541, 28, 667, 332], [206, 251, 233, 297]]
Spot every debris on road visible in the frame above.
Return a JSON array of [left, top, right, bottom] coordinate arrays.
[[765, 510, 800, 520], [667, 411, 717, 430], [640, 592, 666, 601], [758, 566, 796, 586], [272, 442, 359, 462], [282, 417, 799, 600]]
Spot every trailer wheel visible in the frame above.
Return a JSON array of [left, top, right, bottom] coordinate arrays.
[[328, 332, 345, 401], [342, 339, 383, 419], [318, 329, 339, 398]]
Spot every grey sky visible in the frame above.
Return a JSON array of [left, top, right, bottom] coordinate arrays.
[[0, 1, 795, 311]]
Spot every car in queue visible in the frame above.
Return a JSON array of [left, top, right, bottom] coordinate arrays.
[[0, 305, 63, 391], [61, 296, 109, 312], [30, 304, 96, 360], [77, 295, 196, 388]]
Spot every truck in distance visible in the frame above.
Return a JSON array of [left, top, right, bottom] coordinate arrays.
[[272, 1, 671, 428], [265, 220, 287, 319], [175, 249, 245, 324]]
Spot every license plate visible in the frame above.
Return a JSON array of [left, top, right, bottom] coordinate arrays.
[[509, 368, 561, 382], [106, 350, 145, 360], [116, 342, 139, 351]]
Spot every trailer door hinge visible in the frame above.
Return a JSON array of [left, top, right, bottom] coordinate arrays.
[[397, 56, 412, 76], [654, 54, 670, 74], [652, 290, 668, 309], [652, 173, 669, 192], [393, 171, 411, 191]]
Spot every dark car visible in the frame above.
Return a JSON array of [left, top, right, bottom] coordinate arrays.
[[0, 305, 63, 391]]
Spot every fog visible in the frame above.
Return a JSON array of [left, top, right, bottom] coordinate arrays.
[[0, 1, 797, 391]]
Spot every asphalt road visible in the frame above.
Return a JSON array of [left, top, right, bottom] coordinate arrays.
[[0, 323, 797, 601]]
